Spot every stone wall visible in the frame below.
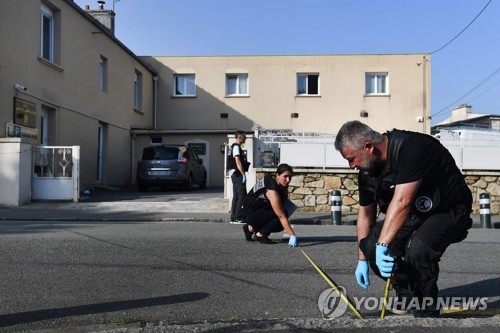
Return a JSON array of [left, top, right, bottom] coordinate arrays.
[[257, 170, 499, 215]]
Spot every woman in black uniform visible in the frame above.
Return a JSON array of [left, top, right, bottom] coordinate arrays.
[[241, 163, 298, 246]]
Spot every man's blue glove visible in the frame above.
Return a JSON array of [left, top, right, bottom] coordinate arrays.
[[376, 244, 394, 278], [242, 175, 247, 183], [288, 235, 298, 247], [355, 260, 370, 289]]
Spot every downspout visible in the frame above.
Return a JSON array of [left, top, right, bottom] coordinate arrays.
[[153, 75, 159, 130], [422, 55, 429, 134], [131, 132, 136, 185]]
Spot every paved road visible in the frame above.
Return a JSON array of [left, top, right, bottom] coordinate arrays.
[[0, 221, 498, 332]]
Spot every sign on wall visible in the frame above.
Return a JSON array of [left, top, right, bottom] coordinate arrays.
[[188, 142, 207, 155], [6, 123, 38, 144], [14, 97, 36, 128]]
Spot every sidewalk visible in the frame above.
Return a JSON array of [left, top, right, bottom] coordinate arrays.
[[0, 186, 498, 227]]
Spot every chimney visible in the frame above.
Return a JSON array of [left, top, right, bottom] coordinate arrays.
[[86, 1, 115, 35], [451, 104, 473, 122]]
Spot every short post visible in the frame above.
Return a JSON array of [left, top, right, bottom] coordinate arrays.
[[331, 190, 342, 225], [479, 193, 491, 229]]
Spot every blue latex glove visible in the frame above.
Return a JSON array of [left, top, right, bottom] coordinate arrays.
[[376, 244, 394, 278], [355, 260, 370, 289], [288, 235, 298, 247], [242, 175, 247, 183]]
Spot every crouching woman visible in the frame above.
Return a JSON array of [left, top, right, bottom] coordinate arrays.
[[241, 163, 298, 246]]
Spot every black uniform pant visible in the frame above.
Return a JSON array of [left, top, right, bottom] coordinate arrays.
[[359, 211, 471, 311], [243, 206, 284, 237], [230, 173, 247, 220]]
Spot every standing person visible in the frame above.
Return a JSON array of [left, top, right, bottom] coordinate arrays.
[[241, 163, 298, 247], [228, 130, 250, 224], [334, 120, 472, 317]]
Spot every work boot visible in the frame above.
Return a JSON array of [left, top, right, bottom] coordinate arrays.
[[411, 309, 440, 318], [389, 284, 411, 315]]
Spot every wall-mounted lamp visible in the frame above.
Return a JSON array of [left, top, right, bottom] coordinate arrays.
[[15, 83, 27, 91], [360, 111, 368, 118], [220, 144, 226, 153], [220, 113, 228, 118], [291, 113, 299, 118]]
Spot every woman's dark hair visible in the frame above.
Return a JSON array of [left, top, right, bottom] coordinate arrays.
[[276, 163, 293, 175]]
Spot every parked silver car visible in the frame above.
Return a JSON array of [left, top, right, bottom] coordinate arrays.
[[136, 145, 207, 192]]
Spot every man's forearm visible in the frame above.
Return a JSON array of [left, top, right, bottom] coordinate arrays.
[[377, 181, 421, 245], [357, 204, 376, 260], [377, 206, 409, 245], [357, 221, 371, 260]]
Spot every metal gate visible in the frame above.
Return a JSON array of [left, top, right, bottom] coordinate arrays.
[[32, 146, 80, 201]]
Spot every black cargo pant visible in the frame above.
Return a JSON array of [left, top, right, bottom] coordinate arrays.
[[243, 206, 284, 237], [230, 172, 247, 221], [359, 211, 471, 311]]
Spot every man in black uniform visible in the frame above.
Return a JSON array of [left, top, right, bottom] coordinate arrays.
[[334, 121, 472, 317], [228, 130, 250, 224]]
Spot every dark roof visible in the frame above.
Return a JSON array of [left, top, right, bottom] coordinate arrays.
[[431, 114, 500, 133]]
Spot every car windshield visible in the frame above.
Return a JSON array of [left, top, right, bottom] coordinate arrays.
[[142, 147, 179, 160]]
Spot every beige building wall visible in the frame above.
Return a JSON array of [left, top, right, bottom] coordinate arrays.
[[1, 1, 432, 193], [0, 0, 155, 189], [143, 54, 431, 135]]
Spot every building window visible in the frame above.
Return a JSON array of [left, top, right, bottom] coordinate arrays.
[[226, 74, 248, 96], [174, 74, 196, 97], [134, 70, 143, 110], [99, 56, 108, 92], [40, 4, 54, 62], [297, 74, 319, 95], [365, 73, 388, 95]]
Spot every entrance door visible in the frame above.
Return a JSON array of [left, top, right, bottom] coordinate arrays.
[[186, 139, 209, 187], [97, 124, 103, 183], [41, 109, 48, 145]]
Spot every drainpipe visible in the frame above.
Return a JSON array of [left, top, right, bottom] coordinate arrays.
[[131, 132, 136, 185], [153, 76, 159, 130], [422, 55, 429, 134]]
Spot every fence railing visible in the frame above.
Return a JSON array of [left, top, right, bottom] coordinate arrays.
[[254, 129, 500, 171]]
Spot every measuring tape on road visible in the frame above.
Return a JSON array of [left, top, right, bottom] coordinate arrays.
[[299, 247, 364, 320]]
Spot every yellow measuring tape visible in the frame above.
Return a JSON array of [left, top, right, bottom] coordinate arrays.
[[380, 276, 392, 319], [299, 247, 364, 320]]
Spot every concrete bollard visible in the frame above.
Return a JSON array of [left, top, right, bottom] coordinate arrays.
[[479, 193, 492, 229], [331, 190, 342, 225]]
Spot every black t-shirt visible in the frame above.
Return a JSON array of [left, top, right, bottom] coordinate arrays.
[[243, 173, 287, 210], [359, 130, 471, 215]]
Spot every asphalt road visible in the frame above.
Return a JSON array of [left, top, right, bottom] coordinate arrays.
[[0, 221, 499, 332]]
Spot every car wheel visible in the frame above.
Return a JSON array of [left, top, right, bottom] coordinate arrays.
[[199, 175, 207, 189], [186, 175, 193, 191], [138, 184, 148, 192]]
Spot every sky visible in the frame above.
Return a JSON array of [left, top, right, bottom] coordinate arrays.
[[74, 0, 500, 125]]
